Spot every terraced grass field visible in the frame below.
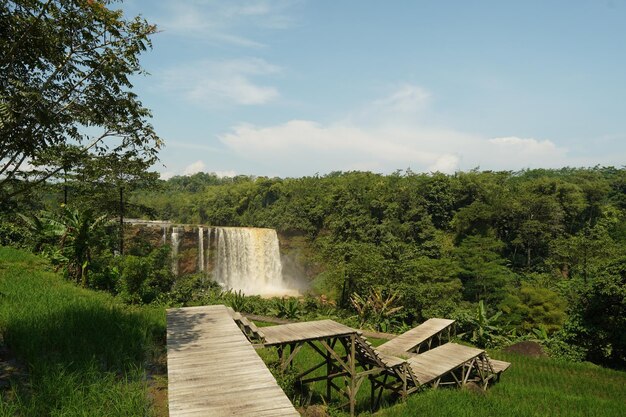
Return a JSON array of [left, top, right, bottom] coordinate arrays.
[[256, 326, 626, 416], [0, 246, 165, 416]]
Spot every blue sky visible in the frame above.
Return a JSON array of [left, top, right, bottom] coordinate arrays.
[[120, 0, 626, 178]]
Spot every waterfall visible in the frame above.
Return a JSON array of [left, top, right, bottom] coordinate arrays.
[[171, 227, 181, 276], [198, 227, 204, 272], [206, 227, 212, 272], [213, 227, 287, 296]]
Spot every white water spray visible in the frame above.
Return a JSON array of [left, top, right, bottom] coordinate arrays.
[[213, 227, 290, 296], [198, 227, 204, 272], [171, 227, 181, 276]]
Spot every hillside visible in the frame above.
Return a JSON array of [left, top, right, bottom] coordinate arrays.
[[2, 247, 625, 416]]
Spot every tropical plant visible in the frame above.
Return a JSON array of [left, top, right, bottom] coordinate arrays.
[[226, 289, 248, 313], [17, 211, 65, 251], [350, 288, 403, 331], [272, 297, 301, 320], [461, 300, 506, 348], [532, 325, 550, 342], [31, 205, 109, 286]]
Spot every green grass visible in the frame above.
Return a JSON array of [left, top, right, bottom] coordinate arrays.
[[375, 352, 626, 417], [255, 325, 626, 417], [0, 246, 166, 417]]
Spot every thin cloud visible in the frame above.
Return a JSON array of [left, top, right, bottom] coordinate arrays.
[[214, 170, 237, 178], [154, 0, 299, 47], [159, 58, 281, 106]]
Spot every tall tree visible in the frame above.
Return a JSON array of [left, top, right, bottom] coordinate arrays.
[[82, 153, 159, 254], [0, 0, 161, 200]]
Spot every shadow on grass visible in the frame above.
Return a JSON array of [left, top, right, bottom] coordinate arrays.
[[4, 301, 165, 373]]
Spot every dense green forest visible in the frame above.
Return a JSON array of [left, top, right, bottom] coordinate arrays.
[[128, 168, 626, 368], [3, 166, 626, 371]]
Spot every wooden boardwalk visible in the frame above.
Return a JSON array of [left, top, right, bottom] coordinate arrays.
[[406, 342, 485, 385], [377, 318, 455, 356], [261, 319, 356, 346], [167, 305, 299, 417]]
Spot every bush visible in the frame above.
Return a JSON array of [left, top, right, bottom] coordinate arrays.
[[115, 246, 174, 304]]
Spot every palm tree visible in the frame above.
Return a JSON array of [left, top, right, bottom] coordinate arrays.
[[26, 205, 109, 287]]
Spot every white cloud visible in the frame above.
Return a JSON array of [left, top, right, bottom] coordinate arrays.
[[155, 0, 299, 47], [370, 84, 431, 115], [216, 84, 575, 175], [183, 160, 206, 175], [489, 136, 559, 154], [214, 170, 237, 178], [160, 171, 175, 180], [347, 84, 432, 126], [160, 58, 280, 106], [429, 154, 460, 173], [219, 119, 470, 174]]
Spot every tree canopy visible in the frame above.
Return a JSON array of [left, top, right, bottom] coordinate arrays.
[[0, 0, 161, 200]]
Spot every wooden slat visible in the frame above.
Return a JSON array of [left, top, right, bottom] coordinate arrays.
[[406, 342, 484, 385], [261, 319, 357, 345], [167, 305, 299, 417], [377, 318, 454, 356], [489, 359, 511, 373]]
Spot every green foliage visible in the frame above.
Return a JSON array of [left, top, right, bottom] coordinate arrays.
[[455, 234, 515, 305], [20, 205, 110, 286], [225, 289, 249, 313], [115, 246, 174, 304], [7, 165, 626, 368], [271, 297, 302, 320], [0, 246, 164, 415], [564, 256, 626, 367], [499, 282, 567, 333], [350, 288, 403, 332], [122, 167, 626, 368], [0, 0, 161, 201], [393, 256, 463, 321], [461, 300, 508, 348]]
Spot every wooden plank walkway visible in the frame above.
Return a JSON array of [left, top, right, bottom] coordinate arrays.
[[261, 319, 357, 346], [167, 305, 299, 417], [244, 313, 397, 340], [377, 318, 454, 356], [406, 342, 484, 385]]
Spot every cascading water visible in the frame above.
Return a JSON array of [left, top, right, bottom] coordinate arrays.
[[198, 227, 204, 272], [206, 227, 212, 272], [171, 227, 181, 276], [213, 227, 288, 296]]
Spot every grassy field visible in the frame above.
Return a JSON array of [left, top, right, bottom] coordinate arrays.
[[0, 246, 166, 417], [375, 352, 626, 417], [256, 328, 626, 417]]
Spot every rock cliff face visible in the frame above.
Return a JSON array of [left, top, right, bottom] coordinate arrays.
[[123, 220, 305, 296]]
